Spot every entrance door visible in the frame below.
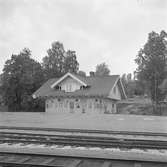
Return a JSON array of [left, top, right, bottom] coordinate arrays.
[[69, 101, 74, 113]]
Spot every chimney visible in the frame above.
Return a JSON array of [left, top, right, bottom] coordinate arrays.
[[89, 71, 95, 77]]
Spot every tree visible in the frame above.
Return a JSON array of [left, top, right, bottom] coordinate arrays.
[[2, 48, 44, 111], [121, 73, 144, 98], [135, 31, 167, 113], [127, 73, 132, 82], [42, 42, 65, 80], [95, 62, 110, 76], [42, 41, 79, 80], [64, 50, 79, 73]]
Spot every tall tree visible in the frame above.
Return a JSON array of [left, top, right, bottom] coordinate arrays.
[[95, 62, 110, 76], [64, 50, 79, 73], [42, 41, 79, 79], [42, 42, 65, 79], [135, 31, 167, 112], [2, 48, 44, 111]]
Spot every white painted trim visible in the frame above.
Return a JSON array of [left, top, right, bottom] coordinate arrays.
[[51, 72, 87, 88], [119, 78, 127, 99], [109, 76, 120, 97], [108, 76, 127, 99]]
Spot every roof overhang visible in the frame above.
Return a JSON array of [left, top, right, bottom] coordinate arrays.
[[109, 77, 127, 100], [51, 72, 87, 89], [119, 78, 127, 99]]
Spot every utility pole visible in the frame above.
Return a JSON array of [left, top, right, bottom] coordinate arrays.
[[154, 71, 159, 115], [154, 73, 157, 114]]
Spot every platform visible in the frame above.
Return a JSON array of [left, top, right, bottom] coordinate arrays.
[[0, 112, 167, 134]]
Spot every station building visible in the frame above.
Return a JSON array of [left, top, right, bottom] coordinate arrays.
[[33, 72, 127, 114]]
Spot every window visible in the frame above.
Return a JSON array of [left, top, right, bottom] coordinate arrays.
[[59, 102, 63, 108], [76, 104, 80, 108], [80, 85, 90, 90], [80, 86, 85, 89], [70, 102, 74, 109], [64, 100, 68, 108], [112, 103, 115, 108], [46, 100, 52, 108], [69, 84, 72, 92], [89, 102, 92, 109], [55, 85, 61, 90], [66, 84, 72, 92]]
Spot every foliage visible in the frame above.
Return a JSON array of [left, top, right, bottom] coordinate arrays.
[[121, 73, 145, 98], [1, 41, 80, 112], [64, 50, 79, 73], [135, 31, 167, 105], [95, 62, 110, 76], [1, 48, 44, 112], [42, 42, 65, 79], [42, 41, 79, 80]]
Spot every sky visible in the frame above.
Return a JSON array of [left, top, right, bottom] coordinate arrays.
[[0, 0, 167, 76]]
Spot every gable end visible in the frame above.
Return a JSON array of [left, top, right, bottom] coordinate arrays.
[[51, 72, 87, 89]]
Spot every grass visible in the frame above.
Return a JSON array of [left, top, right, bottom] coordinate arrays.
[[117, 97, 167, 116]]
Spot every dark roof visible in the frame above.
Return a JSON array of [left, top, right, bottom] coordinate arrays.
[[33, 73, 126, 99]]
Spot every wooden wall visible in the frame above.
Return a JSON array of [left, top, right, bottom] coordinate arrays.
[[45, 97, 117, 114]]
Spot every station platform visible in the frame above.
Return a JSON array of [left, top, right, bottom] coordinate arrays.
[[0, 112, 167, 134]]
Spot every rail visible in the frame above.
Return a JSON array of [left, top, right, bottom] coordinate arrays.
[[1, 131, 167, 149], [0, 152, 166, 167], [1, 126, 167, 137]]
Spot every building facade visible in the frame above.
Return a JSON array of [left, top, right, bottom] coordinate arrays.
[[33, 72, 127, 114]]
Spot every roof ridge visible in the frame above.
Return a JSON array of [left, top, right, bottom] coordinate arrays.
[[86, 75, 120, 78]]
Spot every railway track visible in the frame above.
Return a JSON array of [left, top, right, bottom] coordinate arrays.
[[1, 128, 167, 166], [0, 152, 166, 167], [1, 126, 167, 136], [1, 131, 167, 149]]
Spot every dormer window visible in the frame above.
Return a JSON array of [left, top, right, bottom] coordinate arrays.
[[55, 85, 61, 90], [80, 85, 90, 90], [80, 86, 85, 90]]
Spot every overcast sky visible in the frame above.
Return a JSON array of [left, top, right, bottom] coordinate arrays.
[[0, 0, 167, 75]]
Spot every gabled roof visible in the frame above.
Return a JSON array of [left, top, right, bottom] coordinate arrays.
[[33, 73, 126, 99], [51, 72, 87, 88]]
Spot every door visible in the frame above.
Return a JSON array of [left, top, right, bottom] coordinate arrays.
[[69, 101, 74, 113]]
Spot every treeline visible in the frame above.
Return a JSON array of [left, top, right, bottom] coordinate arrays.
[[1, 30, 167, 113], [121, 73, 145, 98], [0, 41, 110, 112], [122, 31, 167, 108], [135, 31, 167, 114]]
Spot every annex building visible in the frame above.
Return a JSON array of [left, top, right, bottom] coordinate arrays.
[[33, 72, 127, 114]]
